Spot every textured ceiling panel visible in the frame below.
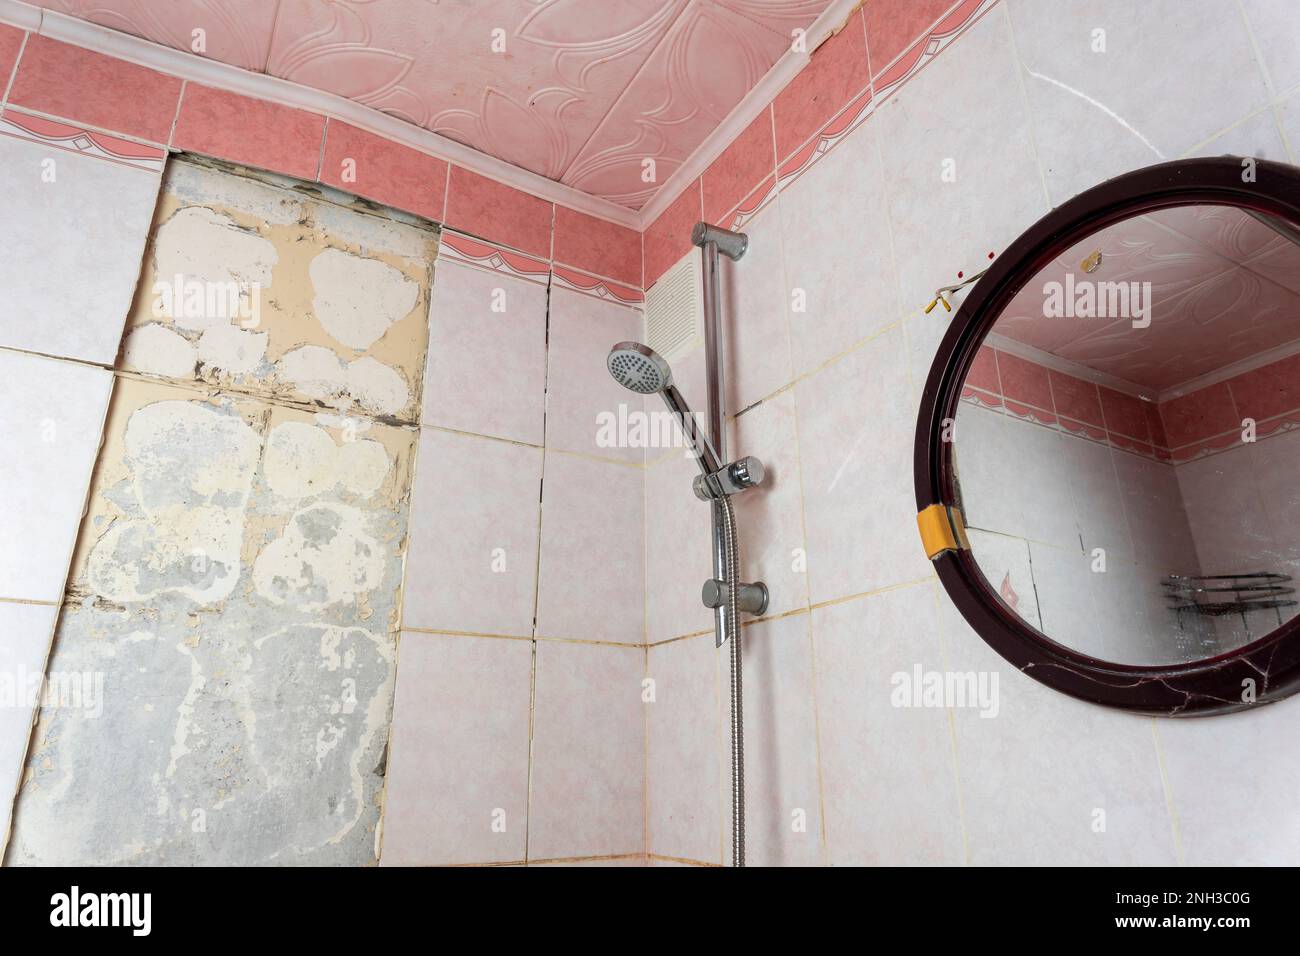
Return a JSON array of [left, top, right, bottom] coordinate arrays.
[[32, 0, 833, 209], [996, 207, 1300, 393]]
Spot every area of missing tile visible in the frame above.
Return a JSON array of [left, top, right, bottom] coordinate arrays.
[[6, 157, 433, 865]]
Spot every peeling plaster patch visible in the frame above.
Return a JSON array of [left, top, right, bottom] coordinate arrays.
[[123, 324, 196, 378], [9, 377, 416, 865], [253, 504, 384, 611], [154, 207, 278, 331], [277, 346, 410, 417], [119, 157, 437, 424], [165, 158, 306, 226], [309, 248, 418, 351], [197, 325, 268, 376], [86, 399, 260, 605], [264, 421, 390, 500]]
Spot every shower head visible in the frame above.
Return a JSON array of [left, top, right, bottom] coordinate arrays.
[[607, 342, 672, 394]]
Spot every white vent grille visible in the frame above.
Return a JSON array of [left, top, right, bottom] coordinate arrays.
[[644, 250, 701, 361]]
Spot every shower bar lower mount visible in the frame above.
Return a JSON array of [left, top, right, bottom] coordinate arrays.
[[605, 221, 767, 867]]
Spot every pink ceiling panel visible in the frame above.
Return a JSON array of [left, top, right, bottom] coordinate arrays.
[[562, 0, 792, 208], [993, 207, 1300, 393], [29, 0, 832, 210], [31, 0, 280, 71], [266, 0, 685, 184]]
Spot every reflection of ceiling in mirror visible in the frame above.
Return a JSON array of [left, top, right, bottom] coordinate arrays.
[[994, 205, 1300, 394]]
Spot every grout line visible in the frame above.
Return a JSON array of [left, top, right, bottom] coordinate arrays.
[[646, 852, 719, 867], [168, 78, 185, 148], [0, 596, 60, 607], [929, 581, 972, 865], [314, 115, 328, 182], [1149, 719, 1186, 866], [1001, 1, 1053, 210]]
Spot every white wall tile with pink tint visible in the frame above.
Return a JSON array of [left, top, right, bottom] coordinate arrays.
[[720, 202, 792, 412], [645, 447, 715, 645], [1007, 0, 1274, 206], [812, 583, 965, 865], [0, 602, 58, 846], [1156, 695, 1300, 865], [0, 349, 114, 603], [380, 633, 533, 866], [795, 325, 932, 604], [779, 119, 901, 374], [723, 613, 823, 866], [874, 6, 1049, 314], [544, 287, 645, 464], [937, 597, 1178, 865], [401, 427, 542, 637], [728, 391, 809, 618], [646, 633, 722, 864], [0, 135, 161, 364], [528, 641, 645, 861], [534, 452, 644, 644], [422, 259, 547, 446]]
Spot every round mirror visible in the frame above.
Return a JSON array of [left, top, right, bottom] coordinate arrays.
[[916, 158, 1300, 714]]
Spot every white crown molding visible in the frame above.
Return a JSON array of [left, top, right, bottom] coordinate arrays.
[[983, 332, 1158, 402], [1157, 335, 1300, 403], [634, 0, 862, 229], [0, 0, 641, 229], [0, 0, 37, 29]]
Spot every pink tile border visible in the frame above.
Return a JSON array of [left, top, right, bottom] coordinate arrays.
[[0, 106, 165, 172], [550, 263, 643, 306], [7, 33, 182, 145], [439, 229, 551, 286], [319, 119, 448, 223], [172, 82, 326, 181]]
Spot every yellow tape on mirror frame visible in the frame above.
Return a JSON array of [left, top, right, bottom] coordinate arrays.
[[917, 504, 970, 559]]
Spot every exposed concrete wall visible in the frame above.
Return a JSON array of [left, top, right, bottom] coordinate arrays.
[[7, 158, 431, 865]]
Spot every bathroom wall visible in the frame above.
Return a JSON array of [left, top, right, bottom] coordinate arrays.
[[643, 0, 1300, 865], [0, 17, 649, 865]]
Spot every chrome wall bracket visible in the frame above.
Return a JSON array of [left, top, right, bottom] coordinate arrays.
[[702, 579, 769, 616]]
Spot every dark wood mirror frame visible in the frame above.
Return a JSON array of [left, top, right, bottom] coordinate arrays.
[[915, 157, 1300, 716]]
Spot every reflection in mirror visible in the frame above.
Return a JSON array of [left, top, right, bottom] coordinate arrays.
[[953, 204, 1300, 666]]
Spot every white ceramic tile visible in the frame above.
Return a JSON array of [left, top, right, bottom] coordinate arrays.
[[545, 287, 644, 463], [1062, 434, 1134, 561], [721, 201, 792, 411], [1157, 694, 1300, 865], [966, 528, 1041, 631], [528, 855, 646, 866], [1187, 106, 1290, 163], [645, 448, 715, 644], [1112, 452, 1196, 573], [422, 260, 547, 444], [535, 452, 643, 643], [1238, 0, 1300, 95], [1176, 444, 1277, 574], [1253, 428, 1300, 560], [1281, 89, 1300, 163], [0, 351, 113, 602], [729, 392, 809, 617], [812, 583, 965, 865], [780, 121, 902, 374], [937, 594, 1178, 864], [795, 326, 933, 603], [876, 8, 1048, 313], [529, 641, 644, 860], [0, 601, 58, 847], [725, 613, 822, 866], [380, 633, 532, 866], [646, 634, 721, 863], [1027, 542, 1108, 659], [1008, 0, 1272, 205], [402, 428, 542, 637], [0, 138, 161, 363]]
